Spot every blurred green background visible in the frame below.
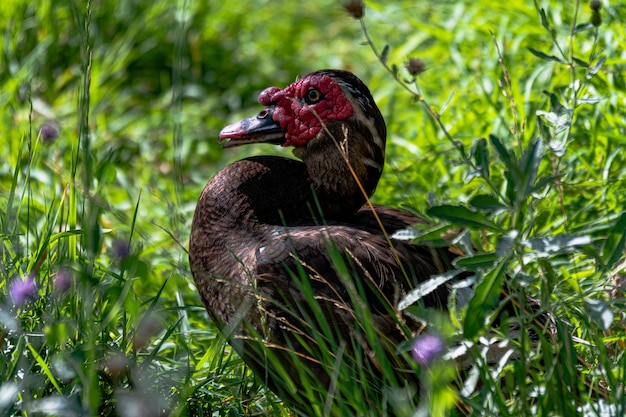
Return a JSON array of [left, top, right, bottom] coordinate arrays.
[[3, 0, 623, 217]]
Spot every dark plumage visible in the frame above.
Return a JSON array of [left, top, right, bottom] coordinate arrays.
[[189, 70, 459, 401]]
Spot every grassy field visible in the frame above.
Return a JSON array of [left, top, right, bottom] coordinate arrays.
[[1, 0, 625, 415]]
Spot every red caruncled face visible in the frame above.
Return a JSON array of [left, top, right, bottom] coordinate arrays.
[[258, 74, 355, 147]]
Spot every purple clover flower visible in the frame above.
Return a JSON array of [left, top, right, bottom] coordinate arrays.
[[112, 239, 131, 261], [9, 275, 38, 307], [53, 268, 75, 294], [39, 122, 59, 142], [411, 333, 444, 366]]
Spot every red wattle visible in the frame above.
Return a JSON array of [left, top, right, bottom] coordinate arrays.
[[256, 74, 355, 147]]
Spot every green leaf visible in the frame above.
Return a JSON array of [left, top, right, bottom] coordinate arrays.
[[453, 252, 499, 271], [427, 204, 502, 232], [588, 55, 607, 78], [519, 138, 544, 200], [489, 134, 514, 168], [572, 56, 589, 68], [471, 138, 490, 180], [577, 97, 602, 105], [536, 110, 558, 125], [381, 44, 390, 65], [489, 135, 519, 205], [496, 230, 519, 256], [391, 63, 398, 78], [532, 174, 557, 194], [601, 211, 626, 269], [574, 22, 595, 33], [394, 223, 458, 247], [545, 91, 565, 113], [27, 343, 62, 394], [398, 270, 460, 310], [528, 47, 564, 63], [440, 89, 457, 115], [554, 319, 579, 391], [463, 258, 508, 339], [536, 115, 552, 145], [469, 194, 506, 212], [522, 234, 592, 258], [535, 3, 551, 32]]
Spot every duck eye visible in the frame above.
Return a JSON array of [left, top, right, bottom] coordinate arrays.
[[304, 88, 323, 104]]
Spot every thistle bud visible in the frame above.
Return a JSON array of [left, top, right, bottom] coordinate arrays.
[[590, 0, 602, 11], [343, 0, 365, 19], [590, 0, 602, 26], [406, 58, 427, 77]]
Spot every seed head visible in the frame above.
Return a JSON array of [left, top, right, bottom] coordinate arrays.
[[343, 0, 365, 19], [406, 58, 427, 77], [590, 0, 602, 11]]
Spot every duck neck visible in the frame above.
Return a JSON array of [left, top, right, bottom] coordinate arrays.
[[293, 119, 385, 219]]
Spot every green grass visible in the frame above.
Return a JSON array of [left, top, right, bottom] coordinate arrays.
[[1, 0, 625, 416]]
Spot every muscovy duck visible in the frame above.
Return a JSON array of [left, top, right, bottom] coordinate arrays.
[[189, 69, 461, 400]]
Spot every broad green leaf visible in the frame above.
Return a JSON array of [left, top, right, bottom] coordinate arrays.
[[522, 234, 592, 258], [519, 138, 544, 200], [398, 270, 460, 310], [489, 134, 514, 167], [463, 258, 508, 339], [471, 138, 490, 180], [469, 194, 506, 212], [453, 252, 499, 271], [496, 230, 519, 256], [393, 223, 458, 247], [427, 204, 502, 232]]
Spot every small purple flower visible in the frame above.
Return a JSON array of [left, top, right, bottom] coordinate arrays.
[[53, 268, 75, 294], [9, 275, 38, 307], [39, 122, 59, 142], [411, 333, 444, 366], [112, 239, 131, 261]]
